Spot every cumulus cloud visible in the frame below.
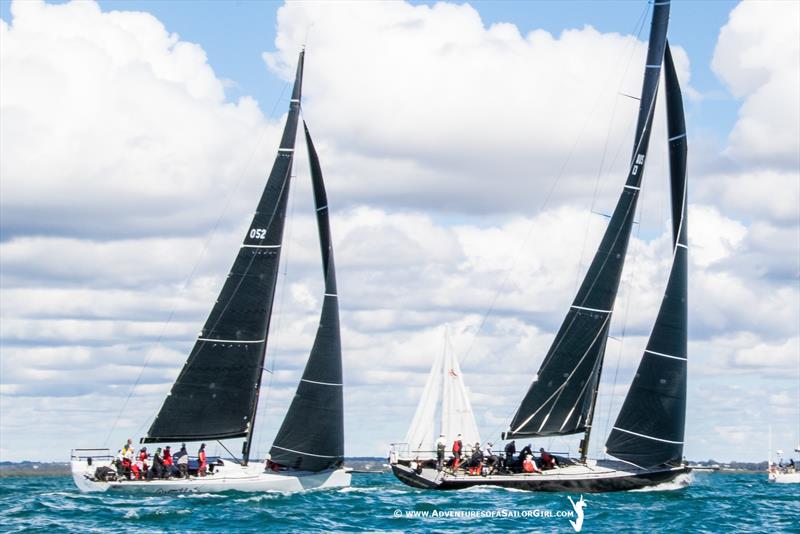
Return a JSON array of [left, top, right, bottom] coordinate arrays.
[[0, 0, 278, 240], [712, 0, 800, 168], [0, 0, 797, 463]]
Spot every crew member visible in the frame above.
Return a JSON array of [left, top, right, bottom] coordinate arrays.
[[452, 434, 463, 470], [436, 434, 447, 471], [198, 443, 207, 477]]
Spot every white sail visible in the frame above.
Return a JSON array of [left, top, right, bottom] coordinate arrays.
[[404, 344, 444, 457], [441, 340, 481, 452], [403, 326, 481, 459]]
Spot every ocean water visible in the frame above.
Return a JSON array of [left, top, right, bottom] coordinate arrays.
[[1, 471, 798, 533]]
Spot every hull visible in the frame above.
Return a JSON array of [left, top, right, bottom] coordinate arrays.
[[72, 458, 350, 493], [769, 471, 800, 484], [391, 460, 690, 493]]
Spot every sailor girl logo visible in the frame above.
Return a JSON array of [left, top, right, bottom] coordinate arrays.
[[567, 495, 587, 532]]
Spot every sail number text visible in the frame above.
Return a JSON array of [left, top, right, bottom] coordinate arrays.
[[249, 228, 267, 239], [631, 154, 646, 175]]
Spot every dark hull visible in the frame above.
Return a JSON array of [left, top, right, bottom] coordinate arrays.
[[391, 463, 690, 493]]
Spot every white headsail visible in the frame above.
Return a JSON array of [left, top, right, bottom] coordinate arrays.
[[404, 326, 481, 458]]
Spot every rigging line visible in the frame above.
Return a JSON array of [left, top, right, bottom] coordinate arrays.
[[107, 82, 292, 447], [574, 3, 650, 295], [458, 3, 652, 372], [256, 158, 300, 459]]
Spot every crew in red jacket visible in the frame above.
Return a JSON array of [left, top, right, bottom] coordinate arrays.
[[198, 443, 207, 477]]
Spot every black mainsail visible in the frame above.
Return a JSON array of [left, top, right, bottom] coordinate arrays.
[[506, 2, 670, 445], [605, 42, 688, 468], [269, 122, 344, 472], [143, 52, 305, 464]]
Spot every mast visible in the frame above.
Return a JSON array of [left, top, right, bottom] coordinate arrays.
[[143, 51, 305, 466], [604, 41, 688, 468], [505, 2, 670, 457]]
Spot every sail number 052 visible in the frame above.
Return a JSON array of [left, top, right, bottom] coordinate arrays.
[[249, 228, 267, 239]]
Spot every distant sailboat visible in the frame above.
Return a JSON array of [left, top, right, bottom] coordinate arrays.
[[393, 1, 691, 492], [399, 326, 481, 460], [71, 50, 351, 493]]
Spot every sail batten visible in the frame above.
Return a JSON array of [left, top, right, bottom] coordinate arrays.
[[605, 42, 688, 468], [144, 52, 305, 446], [506, 2, 670, 440], [268, 121, 344, 472]]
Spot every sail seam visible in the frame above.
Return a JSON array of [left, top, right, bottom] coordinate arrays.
[[668, 132, 686, 141], [644, 349, 686, 361], [676, 243, 688, 249], [301, 379, 343, 386], [571, 305, 612, 313], [316, 205, 328, 211], [624, 185, 641, 191], [271, 445, 338, 458], [512, 314, 612, 434], [242, 244, 281, 249], [278, 148, 294, 152], [197, 337, 265, 344], [612, 426, 683, 444], [324, 293, 338, 297]]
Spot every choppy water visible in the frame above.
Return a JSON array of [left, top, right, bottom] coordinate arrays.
[[1, 471, 798, 533]]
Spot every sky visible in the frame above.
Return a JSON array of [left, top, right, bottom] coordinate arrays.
[[0, 0, 798, 464]]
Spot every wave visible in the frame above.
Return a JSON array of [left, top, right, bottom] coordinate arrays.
[[631, 472, 693, 492]]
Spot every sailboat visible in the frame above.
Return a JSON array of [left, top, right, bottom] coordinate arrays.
[[70, 50, 351, 493], [394, 326, 481, 462], [392, 1, 691, 492]]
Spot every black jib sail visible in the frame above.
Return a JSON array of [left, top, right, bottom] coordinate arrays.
[[269, 122, 344, 472], [506, 1, 670, 441], [605, 41, 688, 468], [143, 52, 305, 456]]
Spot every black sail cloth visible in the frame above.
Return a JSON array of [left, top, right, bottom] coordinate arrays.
[[605, 42, 688, 468], [269, 122, 345, 472], [507, 2, 670, 439], [144, 52, 305, 444]]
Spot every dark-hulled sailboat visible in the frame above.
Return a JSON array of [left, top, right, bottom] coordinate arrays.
[[71, 51, 351, 492], [392, 1, 691, 492]]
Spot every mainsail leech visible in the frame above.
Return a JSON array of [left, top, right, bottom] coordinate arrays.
[[605, 42, 688, 468], [506, 1, 670, 441]]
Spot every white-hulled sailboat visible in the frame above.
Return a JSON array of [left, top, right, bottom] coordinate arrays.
[[71, 51, 351, 493], [392, 1, 692, 492]]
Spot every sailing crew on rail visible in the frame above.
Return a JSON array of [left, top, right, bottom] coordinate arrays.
[[452, 434, 463, 470], [468, 443, 484, 475], [149, 448, 166, 480], [162, 446, 174, 478], [197, 443, 207, 477], [436, 434, 446, 471], [503, 440, 516, 468], [539, 447, 558, 470], [175, 444, 189, 478]]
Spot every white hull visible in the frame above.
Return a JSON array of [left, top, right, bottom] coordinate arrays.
[[769, 471, 800, 484], [71, 458, 351, 493]]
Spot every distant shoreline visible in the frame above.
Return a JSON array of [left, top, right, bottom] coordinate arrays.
[[0, 458, 389, 478], [1, 459, 770, 478]]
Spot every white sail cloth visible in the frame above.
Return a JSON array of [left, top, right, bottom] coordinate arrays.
[[403, 329, 481, 458]]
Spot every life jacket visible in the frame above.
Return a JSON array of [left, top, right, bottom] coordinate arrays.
[[198, 450, 207, 465], [453, 440, 462, 454], [163, 451, 173, 465], [523, 458, 535, 473]]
